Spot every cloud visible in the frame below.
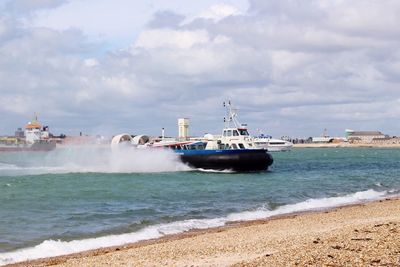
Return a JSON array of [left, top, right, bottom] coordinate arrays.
[[1, 0, 400, 137], [147, 10, 185, 29], [184, 4, 243, 23], [4, 0, 68, 15], [135, 29, 210, 49]]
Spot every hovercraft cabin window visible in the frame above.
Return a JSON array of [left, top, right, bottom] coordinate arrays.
[[233, 130, 239, 136], [238, 143, 245, 149], [239, 129, 249, 136]]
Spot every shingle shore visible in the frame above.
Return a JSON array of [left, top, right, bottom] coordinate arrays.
[[10, 198, 400, 267]]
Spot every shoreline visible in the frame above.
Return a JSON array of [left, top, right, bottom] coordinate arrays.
[[7, 196, 400, 267], [293, 143, 400, 148]]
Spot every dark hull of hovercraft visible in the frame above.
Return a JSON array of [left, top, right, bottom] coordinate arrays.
[[178, 149, 273, 172]]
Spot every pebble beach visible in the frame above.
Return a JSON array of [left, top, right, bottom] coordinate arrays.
[[11, 197, 400, 267]]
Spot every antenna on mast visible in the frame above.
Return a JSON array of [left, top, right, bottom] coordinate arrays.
[[33, 112, 39, 123], [223, 100, 242, 128]]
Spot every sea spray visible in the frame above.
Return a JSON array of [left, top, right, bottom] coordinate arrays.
[[106, 147, 190, 173], [0, 146, 191, 176], [0, 162, 19, 171]]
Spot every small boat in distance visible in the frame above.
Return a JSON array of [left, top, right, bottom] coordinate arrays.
[[254, 134, 293, 152], [0, 115, 56, 152]]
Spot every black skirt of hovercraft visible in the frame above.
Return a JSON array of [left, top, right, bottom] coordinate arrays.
[[178, 149, 273, 172]]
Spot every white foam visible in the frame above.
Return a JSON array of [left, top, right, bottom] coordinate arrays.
[[195, 168, 235, 173], [0, 218, 226, 265], [0, 189, 391, 266], [226, 189, 388, 221], [0, 163, 19, 170], [54, 148, 191, 173], [0, 147, 191, 175]]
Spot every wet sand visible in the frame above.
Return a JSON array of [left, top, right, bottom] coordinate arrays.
[[9, 197, 400, 267]]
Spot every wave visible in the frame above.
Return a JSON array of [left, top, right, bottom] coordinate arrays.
[[226, 189, 389, 221], [0, 188, 394, 266], [0, 162, 19, 170]]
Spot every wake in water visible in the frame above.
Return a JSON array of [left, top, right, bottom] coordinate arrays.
[[0, 188, 396, 265], [0, 146, 191, 176], [195, 168, 236, 173], [0, 162, 19, 170]]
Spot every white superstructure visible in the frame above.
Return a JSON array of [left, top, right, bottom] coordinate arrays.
[[205, 101, 259, 150], [312, 128, 333, 143], [25, 123, 42, 144], [24, 115, 50, 144], [253, 136, 293, 152]]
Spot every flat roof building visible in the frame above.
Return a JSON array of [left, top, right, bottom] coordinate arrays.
[[345, 129, 387, 143]]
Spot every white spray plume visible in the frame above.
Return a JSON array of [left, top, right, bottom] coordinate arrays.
[[0, 146, 191, 175]]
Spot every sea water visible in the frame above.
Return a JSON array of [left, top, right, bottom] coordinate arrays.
[[0, 147, 399, 265]]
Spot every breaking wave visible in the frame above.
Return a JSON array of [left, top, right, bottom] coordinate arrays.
[[0, 188, 394, 265]]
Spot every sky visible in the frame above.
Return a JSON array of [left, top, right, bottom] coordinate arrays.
[[0, 0, 400, 138]]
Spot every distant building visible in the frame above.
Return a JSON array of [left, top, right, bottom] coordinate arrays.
[[371, 137, 400, 145], [14, 128, 24, 138], [345, 129, 387, 143], [312, 137, 333, 143], [312, 128, 333, 143]]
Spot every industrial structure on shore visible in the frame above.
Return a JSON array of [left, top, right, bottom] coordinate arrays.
[[307, 128, 400, 146], [345, 129, 400, 145]]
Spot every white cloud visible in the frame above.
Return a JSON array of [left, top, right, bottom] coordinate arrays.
[[84, 58, 99, 67], [324, 0, 400, 39], [0, 96, 32, 114], [184, 4, 242, 23], [102, 75, 139, 97], [28, 0, 248, 46], [1, 0, 400, 137], [135, 29, 210, 49]]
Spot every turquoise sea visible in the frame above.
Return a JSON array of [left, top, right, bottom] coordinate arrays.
[[1, 147, 399, 264]]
